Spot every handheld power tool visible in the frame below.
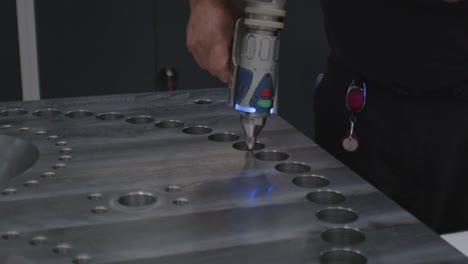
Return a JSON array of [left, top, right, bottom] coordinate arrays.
[[229, 0, 287, 150]]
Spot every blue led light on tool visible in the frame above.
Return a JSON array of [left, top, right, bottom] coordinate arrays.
[[235, 104, 257, 113]]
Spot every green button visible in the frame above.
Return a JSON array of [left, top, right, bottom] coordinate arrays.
[[257, 99, 272, 108]]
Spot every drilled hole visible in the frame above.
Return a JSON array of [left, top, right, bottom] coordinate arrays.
[[55, 141, 68, 146], [41, 171, 56, 179], [48, 135, 60, 141], [18, 127, 30, 132], [53, 243, 72, 255], [209, 133, 240, 142], [306, 191, 346, 205], [60, 147, 73, 154], [232, 142, 265, 151], [59, 155, 72, 161], [0, 108, 28, 116], [0, 124, 12, 129], [32, 109, 61, 117], [316, 208, 358, 224], [30, 236, 48, 246], [87, 193, 103, 201], [53, 163, 67, 170], [118, 191, 157, 208], [292, 175, 330, 189], [155, 120, 184, 129], [73, 255, 92, 264], [165, 185, 181, 193], [96, 112, 124, 121], [91, 206, 108, 214], [126, 116, 154, 124], [255, 151, 289, 161], [320, 249, 367, 264], [2, 231, 19, 240], [321, 228, 366, 246], [1, 188, 17, 196], [24, 180, 39, 187], [34, 130, 47, 135], [65, 110, 93, 119], [275, 162, 311, 174], [182, 126, 213, 135], [194, 99, 212, 105], [173, 198, 189, 206]]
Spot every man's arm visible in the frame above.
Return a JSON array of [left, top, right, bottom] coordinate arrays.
[[186, 0, 240, 83]]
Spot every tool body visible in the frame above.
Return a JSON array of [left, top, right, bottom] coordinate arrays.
[[230, 0, 287, 150]]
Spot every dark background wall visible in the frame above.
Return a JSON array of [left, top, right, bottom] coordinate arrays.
[[8, 0, 328, 138], [0, 0, 23, 102]]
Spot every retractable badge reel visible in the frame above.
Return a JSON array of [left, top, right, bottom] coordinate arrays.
[[342, 81, 367, 152]]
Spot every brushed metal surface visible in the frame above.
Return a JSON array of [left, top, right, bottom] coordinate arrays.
[[0, 88, 466, 264]]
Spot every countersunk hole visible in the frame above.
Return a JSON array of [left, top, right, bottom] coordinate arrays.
[[91, 206, 108, 214], [155, 120, 184, 129], [65, 110, 93, 119], [55, 141, 68, 146], [59, 155, 72, 161], [48, 135, 60, 141], [292, 175, 330, 189], [30, 236, 48, 246], [41, 171, 56, 179], [306, 191, 346, 205], [96, 112, 124, 121], [209, 133, 240, 142], [182, 126, 213, 135], [53, 243, 72, 255], [18, 127, 30, 132], [87, 193, 103, 201], [53, 163, 67, 170], [0, 108, 28, 116], [34, 130, 47, 135], [2, 231, 19, 240], [73, 254, 92, 264], [173, 198, 189, 206], [60, 147, 73, 154], [232, 142, 265, 151], [321, 228, 366, 246], [165, 185, 181, 193], [24, 180, 39, 187], [194, 99, 212, 105], [275, 162, 311, 174], [1, 188, 17, 196], [0, 124, 13, 129], [255, 151, 289, 161], [126, 116, 155, 124], [118, 191, 157, 208], [32, 109, 61, 117], [319, 249, 367, 264], [316, 207, 358, 224]]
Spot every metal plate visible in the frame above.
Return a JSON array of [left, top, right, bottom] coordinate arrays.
[[0, 89, 466, 264]]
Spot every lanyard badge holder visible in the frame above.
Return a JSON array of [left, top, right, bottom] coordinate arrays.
[[342, 81, 367, 152]]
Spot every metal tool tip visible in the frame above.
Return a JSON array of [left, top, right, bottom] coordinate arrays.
[[246, 137, 256, 151]]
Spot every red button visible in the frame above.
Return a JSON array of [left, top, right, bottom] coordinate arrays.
[[260, 88, 272, 97]]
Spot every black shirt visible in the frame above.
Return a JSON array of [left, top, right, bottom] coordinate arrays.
[[321, 0, 467, 93]]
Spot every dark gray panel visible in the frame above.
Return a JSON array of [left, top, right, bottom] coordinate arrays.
[[0, 0, 22, 102], [36, 0, 157, 99], [277, 0, 330, 139]]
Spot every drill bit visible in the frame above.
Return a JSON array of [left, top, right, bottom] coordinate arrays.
[[241, 113, 267, 150]]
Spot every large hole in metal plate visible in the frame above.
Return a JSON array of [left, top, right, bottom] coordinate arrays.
[[321, 227, 366, 246], [118, 191, 157, 208], [0, 135, 39, 184], [319, 249, 367, 264], [306, 191, 345, 205], [0, 108, 28, 116], [316, 207, 358, 224]]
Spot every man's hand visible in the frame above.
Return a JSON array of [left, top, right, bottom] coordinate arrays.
[[187, 0, 240, 83]]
